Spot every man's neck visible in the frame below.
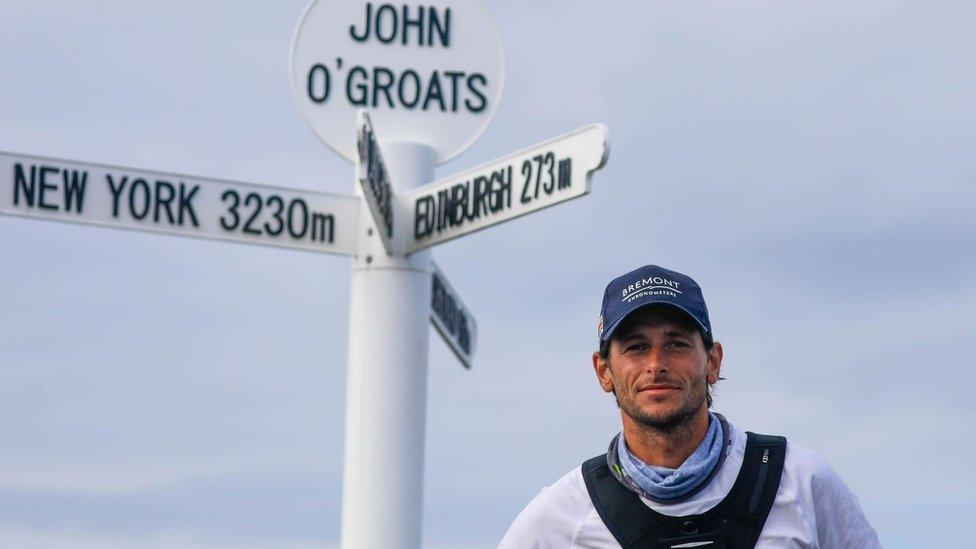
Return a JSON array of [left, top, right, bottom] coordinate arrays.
[[621, 409, 710, 469]]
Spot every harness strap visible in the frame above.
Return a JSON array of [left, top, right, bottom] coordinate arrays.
[[582, 432, 786, 548], [582, 453, 662, 545], [728, 433, 788, 548]]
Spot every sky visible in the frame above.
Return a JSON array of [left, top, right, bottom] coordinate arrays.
[[1, 0, 974, 547]]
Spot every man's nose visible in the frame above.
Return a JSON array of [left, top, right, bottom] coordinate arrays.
[[644, 346, 667, 373]]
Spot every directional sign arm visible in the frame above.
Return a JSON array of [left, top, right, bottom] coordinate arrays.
[[356, 111, 396, 255], [0, 151, 361, 255], [403, 124, 609, 253], [429, 261, 477, 368]]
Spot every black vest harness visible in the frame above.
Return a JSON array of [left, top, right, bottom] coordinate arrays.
[[582, 432, 786, 549]]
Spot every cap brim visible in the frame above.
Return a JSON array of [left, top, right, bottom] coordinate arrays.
[[600, 302, 710, 343]]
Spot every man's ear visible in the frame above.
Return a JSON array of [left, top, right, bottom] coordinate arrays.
[[593, 351, 615, 393], [706, 341, 723, 384]]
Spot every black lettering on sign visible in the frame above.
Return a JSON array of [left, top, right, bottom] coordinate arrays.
[[422, 71, 445, 111], [307, 64, 331, 104], [12, 163, 87, 214], [220, 189, 240, 230], [13, 163, 36, 206], [128, 178, 151, 220], [218, 188, 333, 244], [436, 188, 448, 232], [412, 165, 513, 241], [520, 152, 559, 205], [414, 195, 434, 239], [542, 153, 555, 195], [38, 165, 59, 211], [153, 180, 176, 224], [349, 3, 451, 47], [431, 274, 452, 332], [265, 195, 285, 236], [432, 274, 451, 327], [469, 175, 489, 221], [532, 156, 543, 199], [372, 66, 396, 108], [107, 174, 127, 217], [288, 198, 308, 239], [62, 169, 88, 214], [242, 192, 263, 235], [520, 160, 532, 205], [357, 124, 394, 237], [309, 210, 334, 242], [448, 182, 466, 225], [429, 6, 451, 47], [341, 67, 489, 114], [398, 69, 422, 108], [465, 73, 487, 113], [409, 151, 581, 243], [326, 4, 488, 113], [443, 71, 464, 112], [177, 183, 200, 227], [346, 66, 369, 106], [349, 3, 373, 41], [431, 272, 472, 358], [374, 4, 398, 43], [492, 166, 512, 212], [557, 158, 572, 190], [105, 174, 197, 226], [401, 4, 424, 46]]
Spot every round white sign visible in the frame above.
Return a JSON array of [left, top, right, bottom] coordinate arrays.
[[291, 0, 505, 165]]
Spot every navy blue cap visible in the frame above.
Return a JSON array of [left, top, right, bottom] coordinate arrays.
[[597, 265, 712, 344]]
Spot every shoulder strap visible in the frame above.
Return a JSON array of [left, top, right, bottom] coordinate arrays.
[[582, 454, 663, 547], [582, 433, 788, 548], [727, 432, 787, 547]]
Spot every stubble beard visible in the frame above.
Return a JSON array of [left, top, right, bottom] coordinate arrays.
[[617, 373, 708, 435]]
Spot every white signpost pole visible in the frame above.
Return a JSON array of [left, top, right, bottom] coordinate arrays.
[[343, 142, 435, 547]]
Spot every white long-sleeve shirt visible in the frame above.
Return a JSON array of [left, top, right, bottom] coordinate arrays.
[[499, 422, 881, 548]]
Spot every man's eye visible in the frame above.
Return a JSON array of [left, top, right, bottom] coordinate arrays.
[[668, 341, 691, 349], [627, 343, 648, 352]]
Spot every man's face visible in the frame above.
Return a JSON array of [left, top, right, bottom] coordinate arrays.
[[593, 306, 722, 431]]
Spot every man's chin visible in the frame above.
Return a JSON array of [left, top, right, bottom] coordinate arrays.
[[626, 405, 700, 432]]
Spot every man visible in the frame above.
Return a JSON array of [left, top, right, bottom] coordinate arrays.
[[499, 265, 880, 548]]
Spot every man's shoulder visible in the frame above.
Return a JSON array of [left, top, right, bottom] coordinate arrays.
[[498, 463, 606, 548], [746, 432, 854, 503], [781, 438, 846, 488], [773, 438, 882, 548], [736, 426, 832, 479]]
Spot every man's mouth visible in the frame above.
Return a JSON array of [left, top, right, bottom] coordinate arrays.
[[639, 384, 681, 393]]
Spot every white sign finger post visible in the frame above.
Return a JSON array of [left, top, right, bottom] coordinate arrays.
[[2, 2, 609, 548], [0, 152, 361, 255]]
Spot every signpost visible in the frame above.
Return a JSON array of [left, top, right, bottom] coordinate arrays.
[[356, 111, 396, 254], [0, 151, 361, 256], [430, 261, 477, 368], [1, 1, 610, 547], [405, 124, 609, 252]]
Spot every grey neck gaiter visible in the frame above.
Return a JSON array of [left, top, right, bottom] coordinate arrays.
[[606, 412, 731, 504]]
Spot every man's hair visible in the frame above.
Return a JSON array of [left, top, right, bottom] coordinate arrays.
[[598, 331, 721, 408]]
